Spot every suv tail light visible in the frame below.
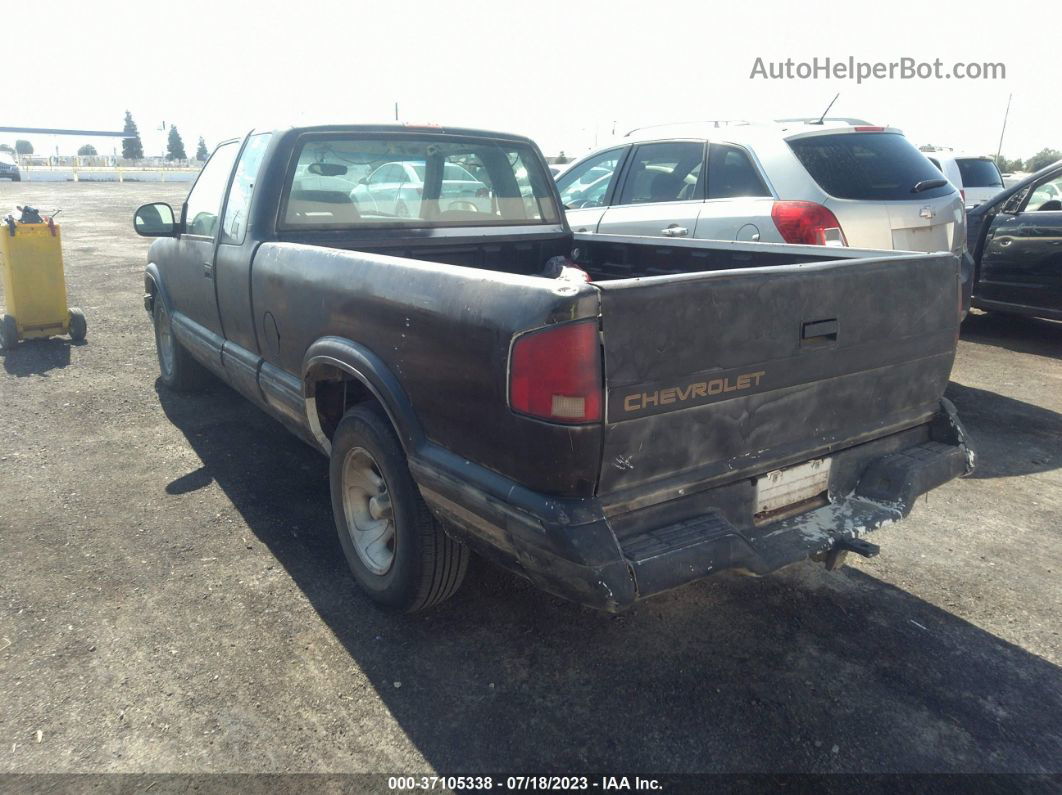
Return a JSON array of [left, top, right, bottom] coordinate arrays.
[[509, 320, 602, 424], [771, 201, 848, 247]]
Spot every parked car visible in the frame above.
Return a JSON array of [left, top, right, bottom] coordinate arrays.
[[555, 121, 965, 255], [350, 160, 491, 217], [0, 152, 21, 181], [132, 123, 973, 613], [966, 159, 1062, 320], [924, 152, 1004, 208]]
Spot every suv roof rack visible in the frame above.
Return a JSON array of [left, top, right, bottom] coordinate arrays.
[[774, 117, 874, 126], [623, 120, 752, 137]]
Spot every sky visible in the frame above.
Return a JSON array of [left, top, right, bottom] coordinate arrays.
[[5, 0, 1059, 162]]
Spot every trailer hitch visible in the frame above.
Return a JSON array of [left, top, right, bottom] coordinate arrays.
[[824, 536, 880, 571]]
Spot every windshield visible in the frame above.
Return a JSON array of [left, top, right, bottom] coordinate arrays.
[[283, 134, 560, 228], [956, 158, 1003, 189], [788, 132, 956, 201]]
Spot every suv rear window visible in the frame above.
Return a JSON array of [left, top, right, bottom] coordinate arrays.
[[787, 132, 955, 201], [282, 134, 560, 228], [956, 158, 1003, 188]]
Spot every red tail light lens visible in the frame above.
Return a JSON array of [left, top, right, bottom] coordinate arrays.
[[853, 126, 885, 132], [771, 201, 848, 246], [509, 320, 602, 424]]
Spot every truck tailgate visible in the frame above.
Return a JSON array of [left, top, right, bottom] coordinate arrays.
[[596, 252, 959, 500]]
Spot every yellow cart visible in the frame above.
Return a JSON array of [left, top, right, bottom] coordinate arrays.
[[0, 220, 86, 349]]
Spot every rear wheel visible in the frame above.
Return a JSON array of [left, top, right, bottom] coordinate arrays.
[[0, 314, 17, 349], [68, 308, 87, 342], [153, 299, 209, 391], [330, 404, 468, 612]]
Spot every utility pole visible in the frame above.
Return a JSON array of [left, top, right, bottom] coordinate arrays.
[[995, 93, 1012, 164], [394, 102, 399, 121]]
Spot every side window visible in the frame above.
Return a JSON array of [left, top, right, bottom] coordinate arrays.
[[221, 133, 272, 245], [707, 144, 771, 199], [617, 142, 704, 206], [1026, 175, 1062, 211], [184, 141, 240, 237], [556, 147, 627, 209]]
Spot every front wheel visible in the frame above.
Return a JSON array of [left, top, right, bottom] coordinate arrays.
[[153, 299, 209, 391], [329, 404, 468, 612]]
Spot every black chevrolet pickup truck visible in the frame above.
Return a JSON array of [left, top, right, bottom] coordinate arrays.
[[134, 124, 974, 612]]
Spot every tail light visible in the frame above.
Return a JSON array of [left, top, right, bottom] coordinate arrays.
[[960, 189, 966, 204], [853, 126, 885, 132], [771, 201, 848, 247], [509, 320, 602, 424]]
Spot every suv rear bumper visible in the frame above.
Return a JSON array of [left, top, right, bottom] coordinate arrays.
[[413, 400, 975, 611]]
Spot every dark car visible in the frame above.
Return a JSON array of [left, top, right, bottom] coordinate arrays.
[[966, 160, 1062, 321], [0, 152, 21, 181]]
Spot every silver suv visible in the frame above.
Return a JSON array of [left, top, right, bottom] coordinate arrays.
[[556, 121, 965, 254]]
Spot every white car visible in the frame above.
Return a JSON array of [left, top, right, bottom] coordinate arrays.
[[924, 152, 1004, 209], [555, 120, 965, 255], [351, 161, 490, 217]]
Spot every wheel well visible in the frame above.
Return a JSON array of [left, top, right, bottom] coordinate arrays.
[[309, 367, 378, 441]]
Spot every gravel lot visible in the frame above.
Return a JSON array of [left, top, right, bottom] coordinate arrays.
[[0, 183, 1059, 776]]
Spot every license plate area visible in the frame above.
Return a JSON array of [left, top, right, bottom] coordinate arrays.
[[754, 458, 831, 525]]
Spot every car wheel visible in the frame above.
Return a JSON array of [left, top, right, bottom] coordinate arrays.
[[0, 314, 17, 349], [153, 299, 209, 390], [68, 308, 87, 342], [12, 175, 20, 182], [330, 403, 468, 612]]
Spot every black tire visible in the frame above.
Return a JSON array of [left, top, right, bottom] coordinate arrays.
[[153, 299, 209, 391], [68, 308, 87, 342], [329, 404, 468, 612], [0, 314, 17, 349], [12, 175, 20, 182]]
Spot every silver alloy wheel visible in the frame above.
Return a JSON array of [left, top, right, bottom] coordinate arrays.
[[156, 303, 175, 378], [341, 447, 396, 575]]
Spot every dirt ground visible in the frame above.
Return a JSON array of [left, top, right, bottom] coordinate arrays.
[[0, 183, 1059, 776]]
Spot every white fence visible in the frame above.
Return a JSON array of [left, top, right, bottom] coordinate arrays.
[[15, 156, 202, 183]]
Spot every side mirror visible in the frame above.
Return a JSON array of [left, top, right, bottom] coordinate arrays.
[[358, 177, 369, 185], [134, 202, 177, 237]]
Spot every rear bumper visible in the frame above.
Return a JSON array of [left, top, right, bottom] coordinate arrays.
[[414, 400, 975, 611]]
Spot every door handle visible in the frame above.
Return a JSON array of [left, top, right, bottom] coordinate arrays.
[[202, 261, 214, 278], [662, 224, 688, 237]]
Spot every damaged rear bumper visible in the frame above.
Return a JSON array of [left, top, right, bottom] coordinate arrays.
[[414, 400, 975, 611]]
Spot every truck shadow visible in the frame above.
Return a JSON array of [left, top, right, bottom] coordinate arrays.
[[944, 382, 1061, 478], [155, 382, 1062, 774], [961, 311, 1062, 360], [1, 338, 74, 376]]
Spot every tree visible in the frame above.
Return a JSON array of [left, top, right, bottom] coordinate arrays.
[[0, 144, 13, 155], [77, 144, 98, 156], [556, 151, 570, 164], [166, 125, 187, 161], [15, 139, 33, 155], [122, 111, 144, 160], [993, 155, 1023, 173], [195, 136, 208, 162], [1025, 148, 1062, 172]]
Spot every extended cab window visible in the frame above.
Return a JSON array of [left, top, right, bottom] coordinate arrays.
[[221, 133, 272, 245], [184, 141, 240, 237], [282, 135, 560, 228], [617, 142, 704, 205], [707, 144, 771, 199]]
